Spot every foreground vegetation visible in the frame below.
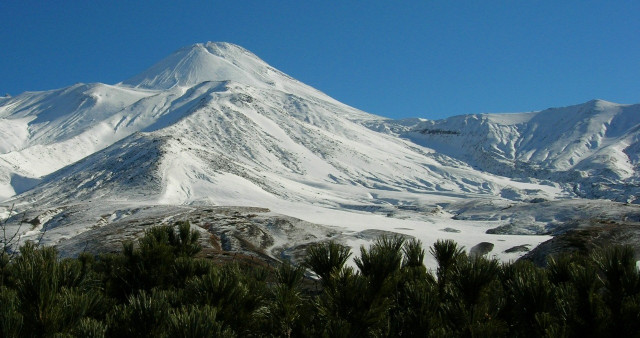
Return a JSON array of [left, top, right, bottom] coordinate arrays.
[[1, 221, 639, 337]]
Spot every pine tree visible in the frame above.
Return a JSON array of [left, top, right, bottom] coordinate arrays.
[[167, 305, 234, 338], [0, 286, 23, 337], [266, 261, 306, 337], [303, 241, 351, 284], [592, 245, 640, 335], [430, 239, 465, 297], [355, 235, 405, 293]]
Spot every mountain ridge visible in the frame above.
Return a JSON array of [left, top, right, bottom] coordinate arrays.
[[365, 99, 640, 202]]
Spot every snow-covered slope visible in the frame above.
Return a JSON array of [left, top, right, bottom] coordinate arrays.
[[1, 42, 639, 266], [367, 100, 640, 203], [0, 43, 382, 201], [0, 42, 563, 206], [0, 83, 171, 199], [13, 79, 564, 210]]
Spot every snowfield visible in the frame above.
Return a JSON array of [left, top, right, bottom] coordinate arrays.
[[1, 42, 639, 268]]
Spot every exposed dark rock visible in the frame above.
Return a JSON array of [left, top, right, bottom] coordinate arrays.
[[486, 223, 537, 235], [470, 242, 494, 257], [504, 245, 530, 253], [416, 128, 460, 135], [519, 221, 640, 266]]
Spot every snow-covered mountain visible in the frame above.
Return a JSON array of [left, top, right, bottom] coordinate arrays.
[[0, 42, 565, 206], [0, 43, 368, 200], [366, 99, 640, 203], [1, 42, 638, 264]]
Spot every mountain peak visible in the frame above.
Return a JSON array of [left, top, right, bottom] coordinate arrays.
[[120, 41, 271, 90], [200, 41, 256, 57], [119, 41, 337, 104], [590, 98, 620, 110], [174, 42, 261, 63]]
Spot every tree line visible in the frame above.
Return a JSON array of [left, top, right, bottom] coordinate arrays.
[[1, 221, 639, 337]]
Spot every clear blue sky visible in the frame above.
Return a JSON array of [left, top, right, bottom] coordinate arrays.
[[1, 1, 638, 120]]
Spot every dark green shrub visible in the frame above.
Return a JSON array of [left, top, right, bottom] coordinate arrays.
[[503, 261, 556, 336], [304, 241, 351, 283], [275, 260, 305, 289], [171, 256, 213, 286], [0, 286, 23, 337], [172, 221, 202, 257], [403, 238, 426, 268], [355, 235, 404, 292], [264, 261, 307, 337], [0, 252, 9, 287], [184, 264, 263, 334], [71, 317, 107, 338], [592, 245, 640, 335], [107, 290, 171, 338], [316, 267, 389, 336], [390, 279, 441, 337], [452, 255, 501, 306], [167, 305, 234, 338], [8, 242, 102, 336], [1, 220, 639, 337], [98, 222, 203, 299], [556, 263, 608, 336], [430, 239, 465, 296]]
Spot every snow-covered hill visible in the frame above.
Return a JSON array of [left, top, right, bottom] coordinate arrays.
[[367, 99, 640, 203], [1, 42, 639, 266]]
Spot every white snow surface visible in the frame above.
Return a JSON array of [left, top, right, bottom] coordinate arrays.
[[366, 99, 640, 203], [1, 42, 639, 267]]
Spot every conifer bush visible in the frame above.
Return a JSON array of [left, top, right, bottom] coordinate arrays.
[[166, 305, 233, 338], [303, 241, 351, 284], [72, 317, 107, 338], [265, 261, 307, 337], [430, 238, 465, 296], [7, 242, 103, 336], [355, 235, 404, 292], [0, 252, 9, 287], [0, 286, 22, 337], [107, 290, 171, 338]]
